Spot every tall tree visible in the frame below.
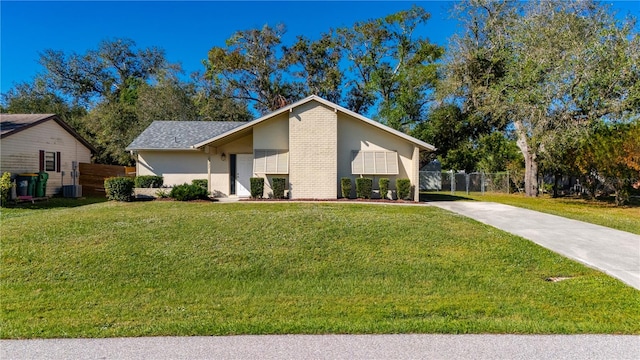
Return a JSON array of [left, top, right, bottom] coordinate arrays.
[[204, 24, 299, 115], [284, 32, 343, 104], [335, 5, 443, 128], [39, 38, 178, 105], [442, 0, 639, 196], [0, 78, 87, 130]]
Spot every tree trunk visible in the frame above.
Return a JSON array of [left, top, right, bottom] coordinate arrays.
[[515, 121, 538, 197], [553, 173, 560, 198]]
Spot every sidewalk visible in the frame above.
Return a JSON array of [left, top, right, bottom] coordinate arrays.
[[428, 201, 640, 290], [2, 335, 639, 360]]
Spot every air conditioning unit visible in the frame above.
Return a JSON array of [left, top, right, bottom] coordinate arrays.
[[63, 185, 82, 198]]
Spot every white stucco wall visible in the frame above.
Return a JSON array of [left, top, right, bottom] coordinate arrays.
[[0, 120, 92, 195], [252, 113, 289, 196], [136, 133, 253, 197], [337, 112, 417, 199]]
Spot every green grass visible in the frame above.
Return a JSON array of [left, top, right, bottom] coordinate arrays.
[[1, 196, 109, 221], [425, 192, 640, 235], [2, 201, 639, 338]]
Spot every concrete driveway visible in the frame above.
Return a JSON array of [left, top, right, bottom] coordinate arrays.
[[428, 201, 640, 290]]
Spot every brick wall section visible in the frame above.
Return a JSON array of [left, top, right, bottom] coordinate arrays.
[[289, 101, 337, 199]]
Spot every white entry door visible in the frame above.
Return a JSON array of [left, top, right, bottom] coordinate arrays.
[[236, 154, 253, 197]]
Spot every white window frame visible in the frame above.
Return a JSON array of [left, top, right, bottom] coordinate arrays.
[[45, 151, 56, 172], [351, 150, 399, 175], [253, 149, 289, 174]]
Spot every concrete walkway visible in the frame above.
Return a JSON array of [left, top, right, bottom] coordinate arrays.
[[428, 201, 640, 290], [2, 335, 639, 359]]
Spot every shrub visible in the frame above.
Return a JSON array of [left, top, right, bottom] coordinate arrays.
[[341, 177, 352, 199], [192, 179, 208, 190], [169, 183, 208, 201], [396, 178, 411, 200], [155, 189, 169, 198], [272, 178, 286, 199], [355, 178, 373, 199], [379, 178, 390, 200], [134, 175, 163, 188], [250, 177, 264, 199], [104, 177, 135, 201], [0, 172, 12, 206]]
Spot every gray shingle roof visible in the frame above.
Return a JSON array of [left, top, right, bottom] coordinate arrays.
[[1, 113, 97, 152], [126, 121, 247, 150], [1, 114, 57, 136]]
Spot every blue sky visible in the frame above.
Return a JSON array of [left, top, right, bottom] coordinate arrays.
[[1, 1, 638, 94]]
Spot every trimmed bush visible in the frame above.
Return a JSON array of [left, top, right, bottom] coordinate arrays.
[[379, 178, 390, 200], [192, 179, 208, 190], [169, 183, 208, 201], [0, 172, 12, 206], [272, 178, 286, 199], [396, 178, 411, 200], [250, 177, 264, 199], [104, 177, 135, 201], [355, 178, 373, 199], [134, 175, 164, 188], [341, 177, 352, 199]]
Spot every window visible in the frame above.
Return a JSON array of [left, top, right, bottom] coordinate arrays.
[[254, 149, 289, 174], [45, 152, 56, 171], [351, 150, 398, 175], [39, 150, 60, 172]]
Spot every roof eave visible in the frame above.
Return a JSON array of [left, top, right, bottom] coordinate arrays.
[[190, 95, 436, 151]]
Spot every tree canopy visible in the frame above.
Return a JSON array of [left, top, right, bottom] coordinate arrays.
[[1, 1, 638, 204]]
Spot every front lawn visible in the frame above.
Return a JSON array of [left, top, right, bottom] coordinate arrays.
[[1, 202, 638, 338]]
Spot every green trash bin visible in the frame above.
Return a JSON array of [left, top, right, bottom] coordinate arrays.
[[36, 172, 49, 197], [18, 173, 38, 196]]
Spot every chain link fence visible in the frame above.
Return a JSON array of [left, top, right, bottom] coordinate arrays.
[[420, 171, 511, 194]]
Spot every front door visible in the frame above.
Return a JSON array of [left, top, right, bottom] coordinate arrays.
[[236, 154, 253, 197]]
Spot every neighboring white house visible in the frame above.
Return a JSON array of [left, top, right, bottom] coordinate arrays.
[[0, 114, 96, 195], [127, 95, 436, 201]]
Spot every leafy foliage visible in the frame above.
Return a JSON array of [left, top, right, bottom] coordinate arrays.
[[134, 176, 164, 188], [169, 183, 208, 201], [355, 178, 373, 199], [1, 172, 13, 206], [440, 0, 639, 196], [379, 178, 390, 200], [271, 178, 286, 199], [396, 178, 411, 200], [341, 178, 352, 199], [250, 177, 264, 199], [104, 177, 134, 201], [576, 122, 640, 205], [191, 179, 208, 190]]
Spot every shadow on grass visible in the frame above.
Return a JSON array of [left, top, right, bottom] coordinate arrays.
[[419, 192, 475, 202], [5, 196, 108, 210]]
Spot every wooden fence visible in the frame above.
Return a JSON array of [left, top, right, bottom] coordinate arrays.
[[79, 163, 136, 196]]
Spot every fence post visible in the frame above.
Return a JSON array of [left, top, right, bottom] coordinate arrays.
[[481, 172, 485, 195], [507, 170, 510, 194], [450, 170, 455, 195], [466, 173, 470, 195]]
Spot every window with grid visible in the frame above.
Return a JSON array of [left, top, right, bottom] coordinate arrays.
[[253, 149, 289, 174], [351, 150, 398, 175]]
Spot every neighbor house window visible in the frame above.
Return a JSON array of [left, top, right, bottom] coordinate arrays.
[[351, 150, 398, 175], [254, 149, 289, 174], [39, 150, 61, 172]]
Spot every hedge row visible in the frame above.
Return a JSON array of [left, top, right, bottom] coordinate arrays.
[[340, 177, 411, 200], [134, 175, 163, 188]]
